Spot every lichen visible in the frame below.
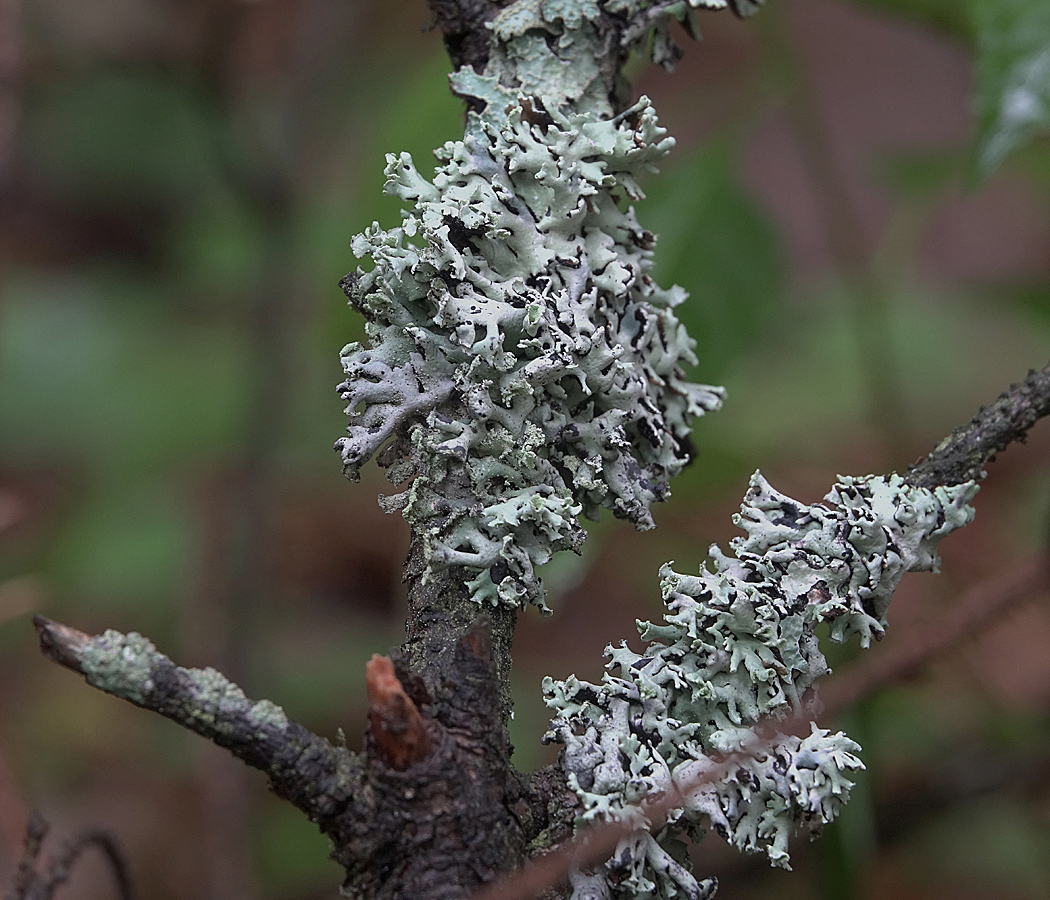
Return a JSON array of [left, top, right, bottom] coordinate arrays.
[[79, 630, 158, 706], [78, 631, 291, 739], [336, 9, 734, 611], [543, 472, 977, 899]]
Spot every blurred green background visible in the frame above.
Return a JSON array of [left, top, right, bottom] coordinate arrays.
[[1, 1, 1049, 899]]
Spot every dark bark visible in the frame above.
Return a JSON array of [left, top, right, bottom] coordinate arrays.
[[32, 613, 573, 900], [905, 361, 1050, 488], [333, 624, 530, 899], [426, 0, 508, 73], [397, 537, 518, 724]]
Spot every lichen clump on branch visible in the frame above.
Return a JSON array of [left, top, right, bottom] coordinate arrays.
[[336, 4, 729, 612], [543, 473, 977, 898], [334, 2, 982, 899]]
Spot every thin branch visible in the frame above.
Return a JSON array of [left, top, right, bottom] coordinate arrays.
[[7, 812, 47, 900], [41, 830, 135, 900], [906, 361, 1050, 488], [32, 617, 359, 826], [6, 814, 134, 900]]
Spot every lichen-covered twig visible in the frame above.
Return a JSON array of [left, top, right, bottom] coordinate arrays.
[[476, 554, 1050, 900], [32, 616, 359, 826], [541, 472, 977, 899], [906, 361, 1050, 488]]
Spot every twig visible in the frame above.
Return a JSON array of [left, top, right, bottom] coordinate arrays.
[[40, 831, 135, 900], [31, 617, 359, 826], [6, 814, 135, 900], [905, 362, 1050, 488], [7, 813, 46, 900]]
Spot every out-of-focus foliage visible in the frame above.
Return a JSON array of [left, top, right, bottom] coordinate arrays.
[[855, 0, 1050, 181], [971, 0, 1050, 180], [641, 142, 784, 384], [849, 0, 973, 40]]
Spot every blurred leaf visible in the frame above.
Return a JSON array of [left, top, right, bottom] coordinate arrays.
[[46, 479, 190, 623], [23, 69, 218, 206], [256, 798, 342, 899], [903, 796, 1050, 897], [638, 141, 784, 382], [971, 0, 1050, 182], [1011, 136, 1050, 200], [166, 197, 269, 302], [351, 50, 463, 232], [982, 281, 1050, 329]]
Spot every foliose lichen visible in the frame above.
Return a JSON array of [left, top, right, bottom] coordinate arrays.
[[335, 1, 748, 611], [543, 472, 978, 899]]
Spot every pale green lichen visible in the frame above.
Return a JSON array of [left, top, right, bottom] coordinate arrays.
[[337, 16, 729, 610], [79, 631, 291, 740], [543, 473, 977, 899], [79, 629, 158, 706]]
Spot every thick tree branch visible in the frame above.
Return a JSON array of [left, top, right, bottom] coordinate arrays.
[[905, 361, 1050, 488], [32, 616, 359, 827]]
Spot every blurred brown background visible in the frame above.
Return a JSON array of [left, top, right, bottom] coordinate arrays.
[[1, 1, 1049, 899]]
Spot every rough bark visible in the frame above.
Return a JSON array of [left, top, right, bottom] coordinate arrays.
[[426, 0, 507, 73], [905, 361, 1050, 488]]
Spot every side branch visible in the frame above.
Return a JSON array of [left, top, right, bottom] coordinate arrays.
[[33, 616, 359, 825], [906, 361, 1050, 488]]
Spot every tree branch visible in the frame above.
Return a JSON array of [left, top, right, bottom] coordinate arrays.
[[905, 360, 1050, 488], [32, 616, 359, 827], [471, 553, 1050, 900]]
